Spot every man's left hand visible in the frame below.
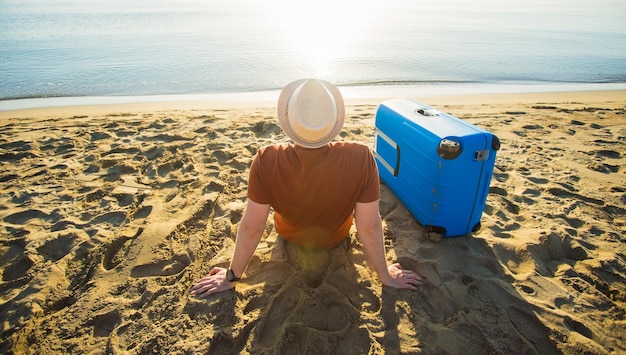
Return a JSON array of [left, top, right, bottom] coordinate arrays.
[[190, 267, 235, 298], [385, 263, 425, 290]]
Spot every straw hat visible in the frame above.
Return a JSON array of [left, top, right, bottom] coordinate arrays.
[[277, 79, 345, 148]]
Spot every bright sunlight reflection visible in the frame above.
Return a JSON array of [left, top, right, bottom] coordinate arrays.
[[266, 0, 379, 76]]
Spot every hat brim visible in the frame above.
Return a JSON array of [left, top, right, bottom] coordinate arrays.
[[277, 79, 345, 148]]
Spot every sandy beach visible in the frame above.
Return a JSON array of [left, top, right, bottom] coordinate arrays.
[[0, 90, 624, 354]]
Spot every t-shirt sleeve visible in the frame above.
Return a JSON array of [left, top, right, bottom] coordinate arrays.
[[357, 147, 381, 203], [247, 151, 270, 204]]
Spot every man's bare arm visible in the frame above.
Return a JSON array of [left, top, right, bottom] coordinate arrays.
[[190, 199, 270, 297], [354, 200, 424, 290]]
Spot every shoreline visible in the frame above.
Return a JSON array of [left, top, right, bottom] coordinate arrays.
[[1, 82, 626, 114]]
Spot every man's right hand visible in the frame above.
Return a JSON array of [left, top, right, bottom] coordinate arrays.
[[190, 267, 235, 298]]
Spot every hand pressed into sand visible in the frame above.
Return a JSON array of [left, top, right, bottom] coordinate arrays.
[[355, 200, 425, 291], [385, 262, 424, 290], [191, 200, 270, 298], [190, 267, 235, 298]]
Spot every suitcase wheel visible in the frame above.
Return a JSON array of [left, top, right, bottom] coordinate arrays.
[[426, 225, 446, 242], [427, 232, 443, 242], [472, 222, 482, 232], [492, 136, 501, 151]]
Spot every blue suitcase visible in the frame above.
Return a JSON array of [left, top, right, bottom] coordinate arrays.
[[374, 98, 500, 238]]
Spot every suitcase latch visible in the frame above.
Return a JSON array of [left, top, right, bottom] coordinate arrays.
[[475, 150, 490, 161], [437, 139, 462, 160]]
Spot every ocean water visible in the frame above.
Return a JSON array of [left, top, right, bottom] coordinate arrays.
[[1, 0, 625, 102]]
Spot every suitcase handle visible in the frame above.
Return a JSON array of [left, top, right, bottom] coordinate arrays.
[[415, 108, 439, 116], [393, 145, 400, 177], [375, 130, 401, 177]]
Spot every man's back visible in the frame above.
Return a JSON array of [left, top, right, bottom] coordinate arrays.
[[247, 141, 380, 249]]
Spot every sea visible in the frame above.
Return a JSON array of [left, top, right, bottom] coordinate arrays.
[[1, 0, 625, 110]]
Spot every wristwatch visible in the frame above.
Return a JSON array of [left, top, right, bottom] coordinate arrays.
[[226, 268, 241, 282]]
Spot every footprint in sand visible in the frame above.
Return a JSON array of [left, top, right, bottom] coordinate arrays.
[[0, 237, 32, 284], [592, 149, 621, 159], [36, 233, 77, 262], [102, 228, 143, 271], [110, 126, 137, 138], [4, 209, 55, 225], [89, 309, 121, 338], [133, 205, 153, 219], [491, 195, 521, 215], [491, 242, 536, 277], [489, 186, 508, 197], [210, 149, 231, 165], [564, 316, 593, 339], [251, 121, 281, 138], [256, 286, 300, 348], [89, 131, 112, 141], [130, 253, 191, 278], [527, 176, 549, 185], [546, 187, 604, 206], [157, 160, 184, 178], [588, 162, 620, 174], [492, 171, 509, 183], [102, 236, 132, 270]]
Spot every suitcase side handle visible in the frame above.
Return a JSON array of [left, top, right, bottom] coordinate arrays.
[[375, 130, 401, 177]]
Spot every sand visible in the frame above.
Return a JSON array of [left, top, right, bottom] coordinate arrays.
[[0, 90, 624, 354]]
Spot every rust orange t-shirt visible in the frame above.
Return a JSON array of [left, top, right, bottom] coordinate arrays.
[[247, 142, 380, 249]]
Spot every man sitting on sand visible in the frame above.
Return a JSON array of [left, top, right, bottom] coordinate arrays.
[[191, 79, 424, 297]]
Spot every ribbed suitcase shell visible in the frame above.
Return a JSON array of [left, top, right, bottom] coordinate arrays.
[[374, 98, 500, 237]]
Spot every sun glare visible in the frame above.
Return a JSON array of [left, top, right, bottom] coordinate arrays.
[[267, 0, 379, 76]]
